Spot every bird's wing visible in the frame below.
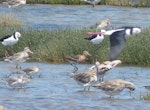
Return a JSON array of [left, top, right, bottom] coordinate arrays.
[[73, 72, 91, 83], [23, 67, 33, 73], [84, 34, 97, 40], [65, 55, 80, 62], [109, 30, 126, 61], [0, 35, 11, 42]]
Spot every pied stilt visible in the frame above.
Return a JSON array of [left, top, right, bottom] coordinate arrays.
[[0, 31, 22, 55], [86, 26, 141, 61]]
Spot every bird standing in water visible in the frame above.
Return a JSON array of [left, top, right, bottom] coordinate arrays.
[[4, 47, 34, 68], [64, 51, 91, 72], [91, 79, 135, 98]]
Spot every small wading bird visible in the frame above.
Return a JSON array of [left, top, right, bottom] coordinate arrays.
[[4, 75, 30, 88], [64, 51, 91, 72], [86, 26, 141, 61], [8, 66, 39, 78], [89, 60, 122, 81], [80, 0, 101, 7], [4, 47, 34, 68], [95, 18, 110, 31], [91, 79, 135, 98], [22, 66, 39, 78], [71, 61, 110, 91], [2, 0, 26, 8]]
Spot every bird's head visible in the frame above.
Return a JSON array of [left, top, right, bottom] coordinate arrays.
[[132, 27, 141, 34], [125, 81, 135, 91], [24, 47, 34, 54], [83, 51, 91, 56], [14, 32, 21, 38]]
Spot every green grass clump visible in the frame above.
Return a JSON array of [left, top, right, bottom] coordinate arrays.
[[26, 0, 150, 7], [0, 27, 149, 66], [0, 13, 24, 27], [105, 0, 150, 7]]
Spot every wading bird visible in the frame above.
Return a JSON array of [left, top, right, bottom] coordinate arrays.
[[4, 75, 30, 88], [71, 61, 109, 91], [92, 79, 135, 98], [95, 18, 110, 31], [4, 47, 34, 68], [64, 51, 91, 72]]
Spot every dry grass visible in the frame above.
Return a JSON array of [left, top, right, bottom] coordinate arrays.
[[0, 13, 23, 27]]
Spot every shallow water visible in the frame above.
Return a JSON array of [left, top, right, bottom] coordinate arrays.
[[0, 4, 150, 29], [0, 61, 150, 110]]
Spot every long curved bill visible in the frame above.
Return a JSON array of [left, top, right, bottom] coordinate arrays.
[[86, 32, 102, 35]]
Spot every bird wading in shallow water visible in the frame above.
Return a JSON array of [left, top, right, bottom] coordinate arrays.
[[4, 47, 34, 68], [92, 79, 135, 98], [71, 61, 101, 91], [4, 75, 30, 88], [64, 51, 91, 72]]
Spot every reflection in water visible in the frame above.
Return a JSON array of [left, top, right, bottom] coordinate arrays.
[[0, 5, 150, 29], [0, 61, 150, 109]]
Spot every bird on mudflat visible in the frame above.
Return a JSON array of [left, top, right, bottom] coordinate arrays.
[[2, 0, 26, 8], [4, 47, 34, 68], [0, 32, 21, 46], [64, 51, 91, 72], [80, 0, 101, 7], [86, 26, 141, 61], [91, 79, 135, 98]]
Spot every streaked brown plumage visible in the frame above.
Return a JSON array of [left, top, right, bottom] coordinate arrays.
[[64, 51, 91, 72], [92, 79, 135, 97]]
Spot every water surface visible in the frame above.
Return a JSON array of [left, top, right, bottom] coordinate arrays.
[[0, 61, 150, 110], [0, 4, 150, 29]]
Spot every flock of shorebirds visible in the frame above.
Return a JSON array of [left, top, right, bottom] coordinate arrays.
[[0, 0, 149, 99]]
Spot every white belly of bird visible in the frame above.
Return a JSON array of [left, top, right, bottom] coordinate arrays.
[[91, 35, 104, 44]]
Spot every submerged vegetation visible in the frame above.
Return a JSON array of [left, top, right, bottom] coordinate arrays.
[[142, 93, 150, 100], [0, 26, 150, 66], [26, 0, 150, 7]]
